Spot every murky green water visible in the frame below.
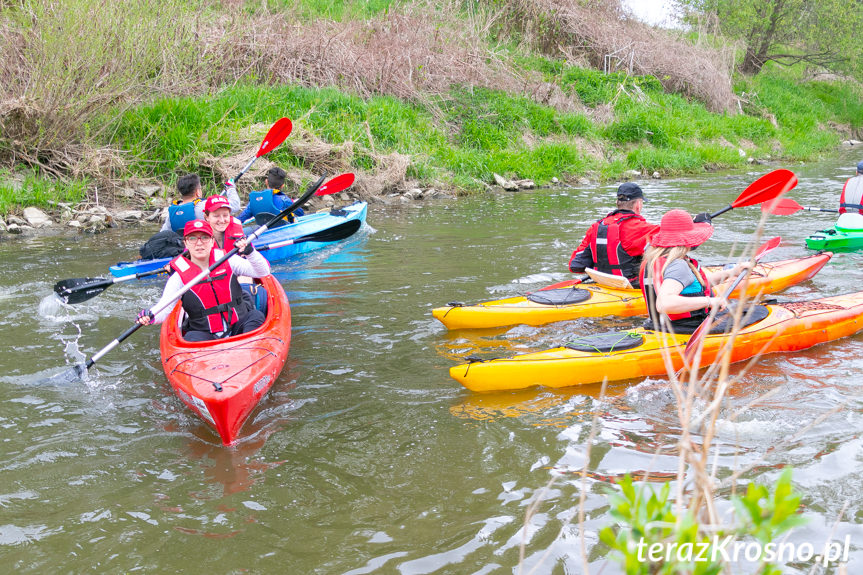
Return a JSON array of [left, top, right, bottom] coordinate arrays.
[[2, 154, 863, 573]]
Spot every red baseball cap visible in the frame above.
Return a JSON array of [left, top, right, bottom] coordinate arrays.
[[204, 195, 231, 213], [650, 209, 713, 248], [182, 220, 214, 237]]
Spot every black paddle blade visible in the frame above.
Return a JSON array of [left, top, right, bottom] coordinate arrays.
[[53, 277, 113, 304], [299, 219, 362, 243]]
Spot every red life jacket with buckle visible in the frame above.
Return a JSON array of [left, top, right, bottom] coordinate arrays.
[[169, 249, 244, 334], [639, 255, 712, 327], [589, 210, 642, 281], [217, 218, 246, 252]]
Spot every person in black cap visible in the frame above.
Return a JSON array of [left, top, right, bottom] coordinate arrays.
[[237, 166, 305, 225], [568, 182, 659, 287], [839, 161, 863, 215]]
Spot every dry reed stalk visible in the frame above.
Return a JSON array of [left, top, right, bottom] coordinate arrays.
[[499, 0, 737, 113], [211, 3, 522, 103]]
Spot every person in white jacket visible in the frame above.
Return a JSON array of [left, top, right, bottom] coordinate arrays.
[[136, 220, 270, 341]]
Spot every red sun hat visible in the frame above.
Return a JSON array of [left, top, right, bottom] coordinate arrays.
[[650, 209, 713, 248], [203, 195, 231, 213], [182, 220, 214, 238]]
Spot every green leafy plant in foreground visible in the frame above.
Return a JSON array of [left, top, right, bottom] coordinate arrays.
[[600, 468, 805, 575]]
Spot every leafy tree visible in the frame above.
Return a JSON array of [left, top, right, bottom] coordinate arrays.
[[678, 0, 863, 76]]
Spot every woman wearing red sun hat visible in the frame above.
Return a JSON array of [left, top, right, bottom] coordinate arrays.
[[638, 209, 752, 333]]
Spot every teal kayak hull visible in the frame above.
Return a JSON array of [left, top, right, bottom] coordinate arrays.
[[109, 201, 367, 277]]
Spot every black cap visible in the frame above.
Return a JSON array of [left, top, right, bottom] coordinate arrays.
[[617, 182, 644, 202]]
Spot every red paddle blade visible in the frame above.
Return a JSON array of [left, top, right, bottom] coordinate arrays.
[[316, 173, 356, 196], [256, 117, 293, 157], [756, 236, 782, 258], [731, 169, 798, 208], [761, 197, 804, 215]]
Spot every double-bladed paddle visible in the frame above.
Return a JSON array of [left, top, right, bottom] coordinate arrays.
[[761, 197, 838, 215], [49, 172, 355, 383], [681, 236, 782, 366], [53, 217, 362, 305]]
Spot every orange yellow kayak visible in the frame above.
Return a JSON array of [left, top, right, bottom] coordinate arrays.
[[449, 290, 863, 392], [433, 253, 831, 330], [159, 275, 291, 445]]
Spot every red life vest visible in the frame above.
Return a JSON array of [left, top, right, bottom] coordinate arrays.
[[588, 211, 642, 281], [839, 176, 863, 215], [639, 255, 712, 327], [217, 218, 245, 252], [169, 249, 244, 334]]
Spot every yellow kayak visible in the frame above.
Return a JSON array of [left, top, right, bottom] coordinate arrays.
[[433, 253, 832, 330], [450, 290, 863, 393]]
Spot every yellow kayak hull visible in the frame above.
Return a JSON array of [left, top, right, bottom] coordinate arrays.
[[433, 254, 832, 330], [450, 290, 863, 392]]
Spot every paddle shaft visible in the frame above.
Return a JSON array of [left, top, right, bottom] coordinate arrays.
[[801, 206, 838, 213], [84, 175, 327, 371]]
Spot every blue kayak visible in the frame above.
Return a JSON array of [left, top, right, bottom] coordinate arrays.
[[109, 201, 368, 277]]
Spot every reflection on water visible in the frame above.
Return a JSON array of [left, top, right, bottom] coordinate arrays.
[[2, 159, 863, 571]]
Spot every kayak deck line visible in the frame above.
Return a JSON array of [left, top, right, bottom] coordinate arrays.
[[163, 335, 285, 393]]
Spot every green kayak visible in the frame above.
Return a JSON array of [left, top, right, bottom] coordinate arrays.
[[805, 213, 863, 251]]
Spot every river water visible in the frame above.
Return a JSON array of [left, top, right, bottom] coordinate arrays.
[[2, 153, 862, 573]]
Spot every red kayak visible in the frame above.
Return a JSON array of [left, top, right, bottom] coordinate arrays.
[[159, 275, 291, 445]]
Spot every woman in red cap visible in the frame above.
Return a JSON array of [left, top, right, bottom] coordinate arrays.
[[203, 194, 246, 251], [135, 220, 270, 341], [639, 209, 750, 333]]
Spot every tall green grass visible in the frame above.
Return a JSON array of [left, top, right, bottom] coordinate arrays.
[[110, 83, 597, 191], [0, 170, 88, 214], [106, 62, 863, 197]]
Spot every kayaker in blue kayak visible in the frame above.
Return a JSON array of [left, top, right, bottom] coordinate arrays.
[[839, 160, 863, 215], [568, 183, 659, 287], [639, 209, 753, 333], [237, 166, 304, 227], [136, 220, 270, 341], [159, 174, 241, 233]]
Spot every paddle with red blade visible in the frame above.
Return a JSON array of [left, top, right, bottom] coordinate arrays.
[[707, 169, 798, 219], [47, 172, 355, 384], [761, 197, 838, 215], [681, 236, 782, 365], [232, 117, 293, 184]]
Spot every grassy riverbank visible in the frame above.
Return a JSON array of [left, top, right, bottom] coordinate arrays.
[[1, 0, 863, 214]]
